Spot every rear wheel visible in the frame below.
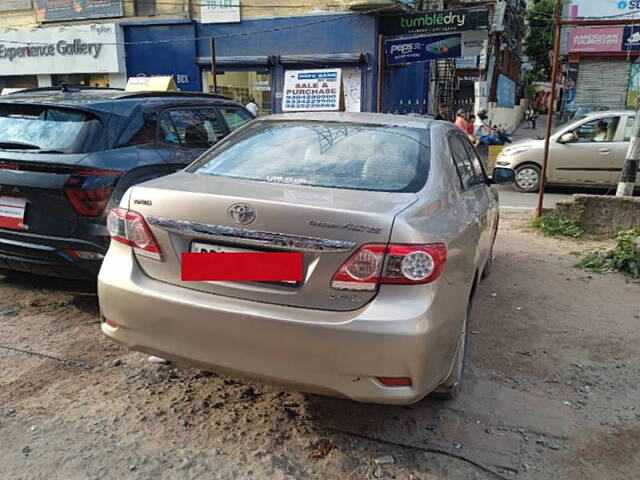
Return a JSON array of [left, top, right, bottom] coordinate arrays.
[[514, 164, 541, 193], [432, 299, 471, 399]]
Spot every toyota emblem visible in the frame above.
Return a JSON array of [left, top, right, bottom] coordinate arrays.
[[227, 203, 256, 225]]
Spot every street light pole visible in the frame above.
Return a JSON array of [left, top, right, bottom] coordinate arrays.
[[535, 0, 562, 218]]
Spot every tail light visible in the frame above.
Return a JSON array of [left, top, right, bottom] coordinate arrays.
[[106, 207, 162, 260], [331, 243, 446, 291], [64, 168, 121, 217]]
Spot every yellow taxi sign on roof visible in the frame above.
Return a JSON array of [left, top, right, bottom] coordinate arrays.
[[125, 76, 179, 92]]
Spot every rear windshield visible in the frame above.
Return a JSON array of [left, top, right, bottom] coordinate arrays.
[[0, 104, 101, 153], [188, 121, 430, 192]]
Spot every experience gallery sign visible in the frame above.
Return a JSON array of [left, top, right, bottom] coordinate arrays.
[[380, 8, 490, 36], [0, 24, 124, 75]]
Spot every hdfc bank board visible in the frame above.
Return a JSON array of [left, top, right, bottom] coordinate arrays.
[[282, 69, 342, 112]]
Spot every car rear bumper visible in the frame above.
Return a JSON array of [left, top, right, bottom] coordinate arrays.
[[98, 245, 466, 405], [0, 229, 106, 280]]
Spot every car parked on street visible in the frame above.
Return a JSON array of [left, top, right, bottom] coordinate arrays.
[[98, 113, 515, 405], [496, 109, 639, 192], [0, 87, 253, 279]]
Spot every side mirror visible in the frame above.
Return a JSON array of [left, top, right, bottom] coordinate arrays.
[[490, 167, 515, 185], [559, 132, 575, 144]]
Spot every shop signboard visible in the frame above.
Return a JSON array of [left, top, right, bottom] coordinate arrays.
[[201, 0, 241, 24], [622, 26, 640, 51], [456, 56, 478, 69], [0, 24, 124, 76], [569, 0, 640, 18], [35, 0, 123, 22], [627, 61, 640, 108], [568, 27, 624, 52], [496, 74, 516, 108], [125, 76, 179, 92], [385, 34, 462, 66], [461, 31, 487, 57], [282, 69, 342, 112], [380, 8, 489, 37]]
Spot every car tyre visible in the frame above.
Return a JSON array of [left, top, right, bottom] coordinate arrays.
[[432, 299, 471, 400], [514, 164, 541, 193]]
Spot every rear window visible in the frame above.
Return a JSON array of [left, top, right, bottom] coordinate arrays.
[[0, 104, 101, 153], [188, 121, 430, 192]]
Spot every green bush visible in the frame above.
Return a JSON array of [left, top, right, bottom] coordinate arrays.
[[530, 214, 584, 238], [577, 229, 640, 279]]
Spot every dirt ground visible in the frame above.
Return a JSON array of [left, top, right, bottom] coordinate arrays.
[[0, 211, 638, 480]]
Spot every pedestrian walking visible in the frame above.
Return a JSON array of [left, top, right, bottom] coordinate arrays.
[[245, 97, 258, 117]]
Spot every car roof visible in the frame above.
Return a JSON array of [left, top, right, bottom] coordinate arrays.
[[0, 88, 237, 108], [256, 112, 436, 129]]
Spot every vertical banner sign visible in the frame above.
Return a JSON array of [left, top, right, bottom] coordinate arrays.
[[342, 69, 362, 112], [566, 63, 579, 107], [35, 0, 123, 22], [496, 74, 516, 108], [201, 0, 241, 24], [385, 34, 462, 66], [282, 69, 342, 112], [628, 61, 640, 108]]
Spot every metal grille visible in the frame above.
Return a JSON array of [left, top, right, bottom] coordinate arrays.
[[574, 58, 631, 109]]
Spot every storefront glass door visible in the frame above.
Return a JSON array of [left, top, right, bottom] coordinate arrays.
[[204, 70, 272, 116]]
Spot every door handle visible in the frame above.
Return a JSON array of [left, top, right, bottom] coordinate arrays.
[[598, 148, 611, 155]]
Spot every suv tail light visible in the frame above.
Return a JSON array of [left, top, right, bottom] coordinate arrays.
[[106, 207, 162, 260], [331, 244, 447, 291], [64, 168, 121, 217]]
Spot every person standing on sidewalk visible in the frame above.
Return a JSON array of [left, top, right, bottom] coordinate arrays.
[[245, 97, 258, 117], [434, 104, 449, 121], [526, 105, 538, 129]]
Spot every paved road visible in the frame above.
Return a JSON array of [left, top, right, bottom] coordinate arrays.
[[496, 185, 572, 210]]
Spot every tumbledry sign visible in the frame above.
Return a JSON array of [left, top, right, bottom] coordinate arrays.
[[380, 8, 489, 36], [35, 0, 124, 22]]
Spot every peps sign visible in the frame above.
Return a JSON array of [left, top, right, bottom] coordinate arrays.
[[385, 34, 461, 65]]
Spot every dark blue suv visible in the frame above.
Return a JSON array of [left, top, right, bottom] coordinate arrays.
[[0, 87, 253, 279]]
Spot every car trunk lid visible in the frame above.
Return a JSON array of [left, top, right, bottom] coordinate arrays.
[[128, 173, 417, 311]]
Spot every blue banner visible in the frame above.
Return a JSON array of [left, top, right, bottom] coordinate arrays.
[[496, 74, 516, 108], [385, 34, 462, 66]]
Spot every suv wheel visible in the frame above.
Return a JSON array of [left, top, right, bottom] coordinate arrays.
[[514, 164, 541, 193]]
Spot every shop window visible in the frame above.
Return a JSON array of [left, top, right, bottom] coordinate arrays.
[[134, 0, 156, 16], [159, 108, 224, 149], [52, 74, 110, 88], [0, 75, 38, 93], [205, 70, 272, 116], [220, 107, 253, 131]]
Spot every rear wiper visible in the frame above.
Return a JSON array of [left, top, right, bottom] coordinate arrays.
[[37, 150, 65, 154], [0, 141, 42, 150]]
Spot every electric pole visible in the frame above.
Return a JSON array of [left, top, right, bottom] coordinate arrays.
[[617, 105, 639, 196]]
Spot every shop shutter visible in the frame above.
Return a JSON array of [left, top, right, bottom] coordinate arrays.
[[574, 58, 631, 109], [0, 0, 32, 10]]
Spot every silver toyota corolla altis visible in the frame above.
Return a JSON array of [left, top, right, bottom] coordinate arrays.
[[98, 112, 514, 405]]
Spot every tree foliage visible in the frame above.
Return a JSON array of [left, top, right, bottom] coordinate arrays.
[[524, 0, 555, 81]]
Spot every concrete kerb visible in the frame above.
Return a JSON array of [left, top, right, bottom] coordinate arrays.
[[554, 194, 640, 237]]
